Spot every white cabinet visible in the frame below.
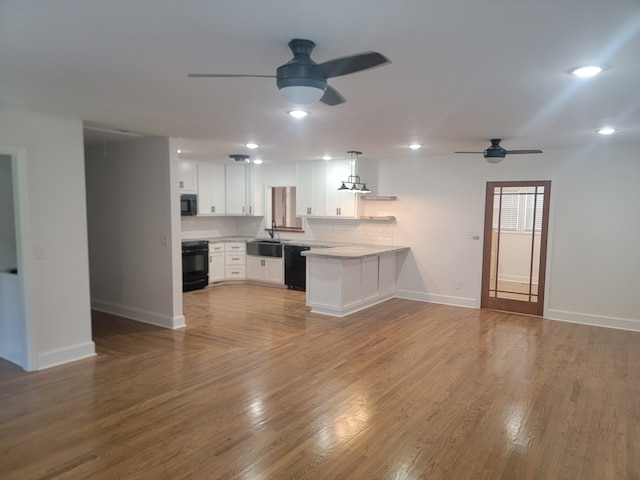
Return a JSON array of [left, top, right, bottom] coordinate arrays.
[[224, 242, 246, 280], [179, 160, 198, 193], [208, 243, 225, 284], [305, 251, 401, 317], [198, 163, 226, 215], [324, 160, 357, 218], [225, 164, 247, 215], [245, 165, 264, 216], [247, 256, 284, 285], [296, 161, 326, 217], [296, 160, 357, 218]]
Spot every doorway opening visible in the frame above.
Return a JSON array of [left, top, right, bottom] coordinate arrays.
[[481, 181, 551, 316]]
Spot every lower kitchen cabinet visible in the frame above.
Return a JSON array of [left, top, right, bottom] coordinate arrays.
[[208, 243, 225, 284], [246, 255, 284, 285], [224, 242, 246, 280]]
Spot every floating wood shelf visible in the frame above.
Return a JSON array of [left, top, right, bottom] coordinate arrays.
[[359, 216, 396, 221], [361, 195, 398, 201]]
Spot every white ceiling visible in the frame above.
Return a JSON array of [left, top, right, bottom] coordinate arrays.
[[1, 1, 639, 163]]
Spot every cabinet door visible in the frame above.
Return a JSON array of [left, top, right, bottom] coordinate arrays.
[[245, 165, 264, 216], [198, 163, 226, 215], [225, 165, 247, 215], [264, 257, 284, 285], [296, 161, 325, 216], [179, 161, 198, 193], [209, 253, 225, 283], [246, 256, 264, 280], [325, 160, 356, 218]]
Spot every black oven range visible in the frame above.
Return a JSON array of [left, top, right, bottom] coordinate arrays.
[[182, 240, 209, 291]]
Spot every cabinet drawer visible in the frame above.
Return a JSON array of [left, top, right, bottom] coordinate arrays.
[[225, 266, 246, 279], [225, 253, 246, 265], [209, 243, 224, 253], [225, 242, 246, 252]]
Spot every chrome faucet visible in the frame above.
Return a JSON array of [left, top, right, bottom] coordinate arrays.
[[269, 219, 276, 238]]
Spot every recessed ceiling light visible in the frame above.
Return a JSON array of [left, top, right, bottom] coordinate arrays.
[[408, 144, 422, 150], [177, 149, 182, 154], [597, 127, 615, 135], [245, 143, 258, 149], [253, 158, 263, 164], [322, 155, 332, 160], [288, 110, 309, 119], [568, 64, 608, 78]]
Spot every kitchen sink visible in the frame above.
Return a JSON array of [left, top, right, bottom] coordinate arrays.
[[246, 239, 283, 257]]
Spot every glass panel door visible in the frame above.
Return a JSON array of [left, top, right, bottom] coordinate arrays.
[[482, 181, 551, 316]]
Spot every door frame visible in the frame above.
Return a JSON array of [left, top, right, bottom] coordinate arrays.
[[481, 180, 551, 316]]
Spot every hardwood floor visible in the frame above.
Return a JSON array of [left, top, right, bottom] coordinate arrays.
[[1, 284, 638, 479]]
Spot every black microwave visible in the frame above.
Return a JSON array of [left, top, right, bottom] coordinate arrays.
[[180, 194, 197, 216]]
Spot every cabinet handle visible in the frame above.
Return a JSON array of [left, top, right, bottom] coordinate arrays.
[[249, 207, 252, 214], [179, 181, 184, 188], [242, 206, 245, 213], [211, 206, 215, 213]]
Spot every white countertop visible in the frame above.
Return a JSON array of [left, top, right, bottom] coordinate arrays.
[[301, 244, 409, 259]]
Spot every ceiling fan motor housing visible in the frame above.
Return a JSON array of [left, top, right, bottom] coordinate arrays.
[[276, 39, 327, 93]]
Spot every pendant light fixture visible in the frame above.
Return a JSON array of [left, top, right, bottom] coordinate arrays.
[[338, 150, 370, 193]]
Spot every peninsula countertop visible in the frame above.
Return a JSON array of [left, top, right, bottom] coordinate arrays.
[[301, 244, 409, 259]]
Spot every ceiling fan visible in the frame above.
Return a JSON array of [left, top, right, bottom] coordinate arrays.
[[455, 139, 543, 163], [188, 38, 390, 106]]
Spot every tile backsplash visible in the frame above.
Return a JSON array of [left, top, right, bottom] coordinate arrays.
[[181, 216, 396, 245]]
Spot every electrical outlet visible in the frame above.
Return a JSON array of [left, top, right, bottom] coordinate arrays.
[[467, 232, 480, 240], [455, 280, 462, 289]]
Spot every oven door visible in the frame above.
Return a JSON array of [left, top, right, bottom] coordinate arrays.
[[182, 246, 209, 291]]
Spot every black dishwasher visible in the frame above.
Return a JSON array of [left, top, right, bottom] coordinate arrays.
[[284, 244, 310, 291]]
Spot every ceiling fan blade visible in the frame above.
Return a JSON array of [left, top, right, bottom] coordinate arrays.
[[506, 149, 543, 154], [320, 85, 346, 106], [454, 151, 484, 154], [319, 52, 390, 78], [188, 73, 275, 78]]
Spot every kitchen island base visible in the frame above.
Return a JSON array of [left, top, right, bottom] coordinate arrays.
[[305, 252, 399, 317]]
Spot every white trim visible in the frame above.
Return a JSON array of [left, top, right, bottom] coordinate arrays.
[[37, 342, 96, 370], [309, 294, 395, 317], [91, 299, 186, 329], [396, 289, 478, 309], [547, 309, 640, 332]]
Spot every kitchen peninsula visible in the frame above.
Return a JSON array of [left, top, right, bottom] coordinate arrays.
[[302, 245, 409, 317]]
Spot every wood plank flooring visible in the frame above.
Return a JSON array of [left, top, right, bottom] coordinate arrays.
[[1, 284, 639, 479]]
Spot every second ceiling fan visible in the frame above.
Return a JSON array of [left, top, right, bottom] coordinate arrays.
[[188, 38, 390, 106], [455, 139, 543, 163]]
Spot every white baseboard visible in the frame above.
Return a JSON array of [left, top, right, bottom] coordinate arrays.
[[37, 341, 96, 370], [91, 299, 186, 330], [546, 309, 640, 332], [395, 289, 478, 309]]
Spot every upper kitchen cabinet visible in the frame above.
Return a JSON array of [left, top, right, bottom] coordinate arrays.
[[296, 161, 325, 217], [197, 162, 226, 215], [179, 160, 198, 193], [225, 164, 247, 215], [245, 165, 264, 216], [296, 160, 357, 218], [324, 160, 356, 218], [225, 164, 264, 216]]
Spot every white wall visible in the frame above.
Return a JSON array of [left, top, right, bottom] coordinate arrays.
[[362, 143, 640, 331], [0, 109, 95, 370], [85, 137, 184, 329]]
